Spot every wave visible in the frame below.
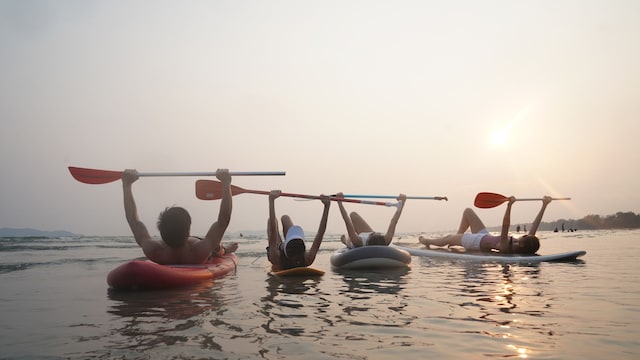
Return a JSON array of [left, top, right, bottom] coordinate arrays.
[[0, 256, 126, 274], [0, 236, 137, 252]]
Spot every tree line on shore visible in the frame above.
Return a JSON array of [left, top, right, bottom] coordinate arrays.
[[536, 211, 640, 231]]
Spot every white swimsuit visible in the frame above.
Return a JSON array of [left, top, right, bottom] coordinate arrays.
[[461, 229, 489, 250]]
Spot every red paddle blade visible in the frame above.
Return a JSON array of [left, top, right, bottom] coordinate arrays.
[[68, 167, 123, 184], [196, 180, 224, 200], [474, 192, 509, 208], [196, 180, 249, 200]]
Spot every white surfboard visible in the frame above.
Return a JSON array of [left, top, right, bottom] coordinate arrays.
[[392, 245, 585, 263]]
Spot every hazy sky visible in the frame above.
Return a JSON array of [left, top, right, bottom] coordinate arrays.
[[1, 0, 639, 237]]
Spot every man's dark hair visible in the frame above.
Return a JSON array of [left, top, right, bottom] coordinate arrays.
[[157, 206, 191, 248]]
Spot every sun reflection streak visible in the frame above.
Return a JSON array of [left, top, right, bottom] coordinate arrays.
[[536, 176, 582, 218], [507, 344, 530, 358]]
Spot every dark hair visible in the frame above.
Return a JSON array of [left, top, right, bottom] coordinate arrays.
[[157, 206, 191, 248], [366, 233, 387, 246], [286, 239, 306, 256], [517, 235, 540, 254], [285, 239, 306, 267]]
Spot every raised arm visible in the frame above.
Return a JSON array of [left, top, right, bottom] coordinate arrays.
[[499, 196, 516, 251], [383, 194, 407, 245], [305, 195, 331, 265], [528, 196, 552, 235], [336, 193, 360, 245], [199, 169, 233, 258], [267, 190, 282, 263], [121, 169, 158, 258]]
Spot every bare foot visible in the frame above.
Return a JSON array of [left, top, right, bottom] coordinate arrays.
[[224, 243, 238, 253], [418, 236, 432, 249], [340, 235, 353, 248]]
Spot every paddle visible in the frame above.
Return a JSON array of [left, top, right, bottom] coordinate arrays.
[[68, 166, 286, 185], [195, 180, 400, 207], [474, 192, 571, 208], [331, 194, 447, 201]]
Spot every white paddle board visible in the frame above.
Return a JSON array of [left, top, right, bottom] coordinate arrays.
[[392, 245, 585, 263]]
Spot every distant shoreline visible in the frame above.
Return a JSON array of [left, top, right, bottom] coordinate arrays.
[[0, 227, 79, 238]]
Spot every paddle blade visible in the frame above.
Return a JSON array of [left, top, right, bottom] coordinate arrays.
[[196, 180, 251, 200], [68, 167, 123, 184], [474, 192, 509, 208], [196, 180, 224, 200]]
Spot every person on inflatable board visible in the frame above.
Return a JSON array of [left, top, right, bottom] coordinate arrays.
[[266, 190, 331, 270], [336, 192, 408, 248], [419, 196, 553, 254], [121, 168, 238, 265]]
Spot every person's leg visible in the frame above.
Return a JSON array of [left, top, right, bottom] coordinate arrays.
[[266, 218, 281, 264], [457, 208, 486, 234], [420, 208, 486, 248], [349, 212, 374, 234], [341, 234, 354, 248], [419, 234, 463, 247], [281, 215, 294, 238]]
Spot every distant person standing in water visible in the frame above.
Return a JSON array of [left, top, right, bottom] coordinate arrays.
[[419, 196, 553, 254], [336, 192, 408, 248], [121, 168, 237, 265], [266, 190, 331, 270]]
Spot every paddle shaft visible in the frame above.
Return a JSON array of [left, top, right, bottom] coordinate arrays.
[[196, 180, 400, 207], [336, 194, 447, 201], [136, 171, 285, 177], [474, 192, 571, 208], [515, 197, 571, 202], [236, 189, 401, 206], [69, 166, 285, 184]]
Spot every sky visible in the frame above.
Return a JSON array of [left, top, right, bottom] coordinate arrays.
[[1, 0, 639, 237]]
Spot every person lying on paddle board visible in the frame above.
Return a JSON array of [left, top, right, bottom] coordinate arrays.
[[266, 190, 331, 270], [419, 196, 553, 254], [336, 192, 408, 248], [122, 168, 237, 265]]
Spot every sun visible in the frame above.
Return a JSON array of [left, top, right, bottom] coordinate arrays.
[[491, 128, 508, 147], [489, 102, 534, 148]]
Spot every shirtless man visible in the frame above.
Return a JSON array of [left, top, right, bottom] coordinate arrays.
[[122, 168, 237, 264]]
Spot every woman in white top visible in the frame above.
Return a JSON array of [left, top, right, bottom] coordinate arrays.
[[336, 192, 407, 248]]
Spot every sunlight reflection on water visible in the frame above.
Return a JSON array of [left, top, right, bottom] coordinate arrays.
[[0, 230, 639, 359]]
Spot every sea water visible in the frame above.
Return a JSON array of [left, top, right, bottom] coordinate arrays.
[[0, 230, 638, 359]]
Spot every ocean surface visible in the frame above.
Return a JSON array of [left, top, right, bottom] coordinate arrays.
[[1, 229, 638, 359]]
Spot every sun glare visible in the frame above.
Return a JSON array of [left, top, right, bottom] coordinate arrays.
[[489, 102, 534, 148], [491, 129, 508, 146]]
